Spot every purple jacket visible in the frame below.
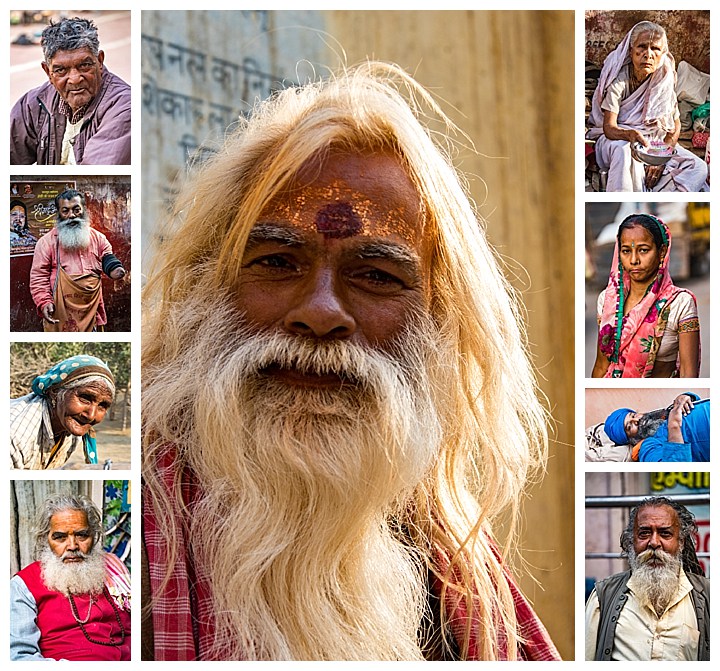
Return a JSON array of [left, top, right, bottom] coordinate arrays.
[[10, 67, 131, 165]]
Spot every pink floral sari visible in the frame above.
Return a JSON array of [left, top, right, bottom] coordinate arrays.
[[597, 218, 697, 377]]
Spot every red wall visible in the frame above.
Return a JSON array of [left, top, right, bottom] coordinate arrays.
[[585, 10, 710, 74]]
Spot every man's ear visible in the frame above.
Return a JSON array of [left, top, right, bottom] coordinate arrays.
[[41, 61, 50, 79], [97, 50, 105, 68]]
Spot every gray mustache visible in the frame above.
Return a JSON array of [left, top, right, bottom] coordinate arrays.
[[58, 217, 86, 228]]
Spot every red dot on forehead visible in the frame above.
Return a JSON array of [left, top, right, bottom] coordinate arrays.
[[314, 201, 363, 238]]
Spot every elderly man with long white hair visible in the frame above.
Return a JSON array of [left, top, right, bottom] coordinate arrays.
[[10, 493, 131, 660], [141, 61, 561, 662]]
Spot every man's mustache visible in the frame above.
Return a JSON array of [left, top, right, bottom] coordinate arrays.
[[58, 216, 87, 228], [61, 549, 87, 561], [636, 547, 672, 565], [235, 328, 408, 387]]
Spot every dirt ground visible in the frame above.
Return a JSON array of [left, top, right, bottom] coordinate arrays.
[[61, 404, 131, 471]]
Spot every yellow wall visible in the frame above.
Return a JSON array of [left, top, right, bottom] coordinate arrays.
[[326, 11, 575, 658]]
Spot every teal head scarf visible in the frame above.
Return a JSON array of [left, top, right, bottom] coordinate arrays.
[[32, 355, 115, 464]]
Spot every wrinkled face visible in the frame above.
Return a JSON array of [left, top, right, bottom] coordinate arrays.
[[52, 382, 113, 436], [11, 205, 26, 229], [625, 408, 667, 445], [42, 47, 104, 112], [56, 196, 85, 223], [630, 30, 665, 79], [619, 225, 664, 284], [48, 509, 94, 561], [234, 152, 428, 385], [633, 505, 682, 564], [624, 410, 643, 440]]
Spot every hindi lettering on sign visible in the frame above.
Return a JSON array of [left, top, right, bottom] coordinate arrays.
[[142, 34, 165, 71]]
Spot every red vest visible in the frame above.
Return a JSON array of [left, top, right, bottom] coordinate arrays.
[[17, 561, 131, 660]]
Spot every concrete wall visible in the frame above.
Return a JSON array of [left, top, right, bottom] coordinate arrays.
[[585, 472, 650, 585], [140, 10, 325, 268], [586, 387, 710, 426]]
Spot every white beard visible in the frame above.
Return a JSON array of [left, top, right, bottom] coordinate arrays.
[[39, 544, 106, 596], [56, 216, 91, 251], [628, 547, 683, 614], [147, 301, 449, 660]]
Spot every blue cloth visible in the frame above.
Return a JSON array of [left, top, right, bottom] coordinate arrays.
[[83, 432, 99, 464], [604, 407, 634, 445], [31, 355, 113, 396], [638, 398, 710, 462]]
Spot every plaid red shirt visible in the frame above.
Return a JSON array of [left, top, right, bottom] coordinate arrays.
[[144, 448, 560, 661]]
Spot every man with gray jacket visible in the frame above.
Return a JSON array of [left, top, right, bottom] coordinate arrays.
[[585, 496, 709, 660], [10, 17, 130, 165]]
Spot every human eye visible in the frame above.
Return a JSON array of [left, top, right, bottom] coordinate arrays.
[[365, 268, 403, 285], [256, 254, 295, 269], [350, 266, 407, 295], [51, 532, 67, 541], [75, 531, 90, 539], [78, 61, 94, 72], [243, 252, 301, 277], [76, 392, 98, 406]]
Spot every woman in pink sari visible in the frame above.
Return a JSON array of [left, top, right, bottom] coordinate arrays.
[[592, 214, 700, 378], [586, 21, 708, 192]]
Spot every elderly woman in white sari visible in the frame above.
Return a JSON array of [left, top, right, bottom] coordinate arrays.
[[587, 21, 708, 192]]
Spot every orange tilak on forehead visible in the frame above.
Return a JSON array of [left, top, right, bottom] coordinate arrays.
[[263, 181, 419, 242]]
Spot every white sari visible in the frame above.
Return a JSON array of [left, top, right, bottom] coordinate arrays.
[[587, 25, 708, 192]]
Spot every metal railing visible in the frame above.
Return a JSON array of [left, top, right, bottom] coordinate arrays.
[[586, 493, 710, 508]]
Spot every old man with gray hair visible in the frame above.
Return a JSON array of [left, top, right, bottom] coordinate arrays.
[[142, 61, 560, 661], [10, 493, 131, 660], [29, 188, 127, 332], [10, 16, 131, 165], [585, 496, 709, 660]]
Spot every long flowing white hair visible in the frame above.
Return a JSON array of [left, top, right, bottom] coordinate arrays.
[[143, 61, 548, 660]]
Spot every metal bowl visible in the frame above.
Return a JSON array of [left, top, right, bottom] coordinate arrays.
[[632, 142, 676, 166]]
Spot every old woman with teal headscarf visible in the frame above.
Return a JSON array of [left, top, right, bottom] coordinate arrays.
[[10, 355, 115, 469]]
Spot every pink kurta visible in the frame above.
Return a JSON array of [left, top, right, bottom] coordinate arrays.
[[29, 227, 112, 326]]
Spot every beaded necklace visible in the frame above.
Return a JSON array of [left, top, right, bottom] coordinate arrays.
[[67, 585, 126, 647]]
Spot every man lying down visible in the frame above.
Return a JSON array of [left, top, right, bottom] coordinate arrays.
[[586, 392, 709, 462]]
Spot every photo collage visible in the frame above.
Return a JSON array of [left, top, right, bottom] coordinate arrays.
[[3, 4, 713, 664]]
